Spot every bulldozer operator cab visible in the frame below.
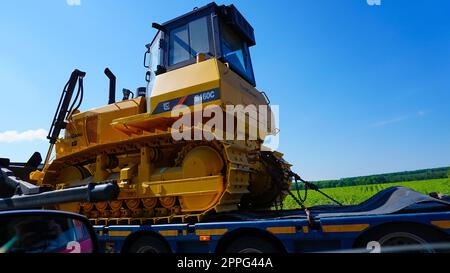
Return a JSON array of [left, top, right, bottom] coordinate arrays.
[[145, 2, 256, 89]]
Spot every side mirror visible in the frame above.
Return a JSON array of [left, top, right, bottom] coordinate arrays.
[[0, 211, 98, 253]]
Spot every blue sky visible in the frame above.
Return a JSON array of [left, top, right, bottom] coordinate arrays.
[[0, 0, 449, 180]]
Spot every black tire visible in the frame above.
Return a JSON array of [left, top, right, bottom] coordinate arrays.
[[357, 225, 449, 253], [127, 235, 171, 253], [224, 236, 282, 253]]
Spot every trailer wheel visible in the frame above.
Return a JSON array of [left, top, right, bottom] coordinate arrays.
[[357, 225, 448, 253], [127, 235, 171, 253], [224, 236, 281, 253]]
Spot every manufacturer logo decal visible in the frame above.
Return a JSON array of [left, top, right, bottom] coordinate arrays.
[[152, 89, 220, 115]]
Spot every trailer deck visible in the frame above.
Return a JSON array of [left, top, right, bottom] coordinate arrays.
[[94, 187, 450, 253]]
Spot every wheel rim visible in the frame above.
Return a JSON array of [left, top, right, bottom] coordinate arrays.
[[378, 232, 434, 253], [238, 248, 264, 254], [136, 246, 160, 253]]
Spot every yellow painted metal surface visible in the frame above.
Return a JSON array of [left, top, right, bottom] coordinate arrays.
[[322, 224, 370, 233], [267, 226, 297, 234], [431, 220, 450, 229], [302, 226, 309, 234], [151, 58, 220, 99], [217, 60, 272, 140], [120, 165, 137, 181], [195, 229, 228, 236], [142, 176, 223, 197], [108, 231, 132, 237], [56, 97, 146, 158], [159, 230, 179, 237]]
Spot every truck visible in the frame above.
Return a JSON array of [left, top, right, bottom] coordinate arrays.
[[0, 2, 449, 254], [92, 185, 450, 253], [2, 160, 450, 253]]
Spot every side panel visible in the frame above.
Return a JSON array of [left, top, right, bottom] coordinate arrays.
[[95, 212, 450, 253], [150, 58, 221, 117], [56, 97, 146, 157]]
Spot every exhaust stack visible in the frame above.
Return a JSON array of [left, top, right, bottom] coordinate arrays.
[[104, 68, 116, 104]]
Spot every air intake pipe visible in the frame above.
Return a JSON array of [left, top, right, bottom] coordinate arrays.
[[104, 68, 116, 104]]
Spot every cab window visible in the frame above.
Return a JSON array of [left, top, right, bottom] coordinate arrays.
[[169, 16, 211, 66], [220, 22, 255, 85]]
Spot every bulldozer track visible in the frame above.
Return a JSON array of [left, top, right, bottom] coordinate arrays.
[[42, 131, 290, 224]]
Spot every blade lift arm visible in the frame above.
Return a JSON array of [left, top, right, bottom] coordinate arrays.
[[44, 69, 86, 168]]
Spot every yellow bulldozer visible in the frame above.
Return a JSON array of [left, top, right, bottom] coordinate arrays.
[[27, 2, 293, 224]]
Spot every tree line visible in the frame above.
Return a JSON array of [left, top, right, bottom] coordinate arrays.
[[293, 167, 450, 190]]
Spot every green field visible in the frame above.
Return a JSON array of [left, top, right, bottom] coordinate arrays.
[[284, 178, 450, 209]]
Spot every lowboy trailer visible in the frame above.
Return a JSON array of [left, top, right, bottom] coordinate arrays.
[[93, 186, 450, 253]]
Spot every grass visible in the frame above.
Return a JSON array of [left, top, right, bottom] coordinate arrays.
[[283, 178, 450, 209]]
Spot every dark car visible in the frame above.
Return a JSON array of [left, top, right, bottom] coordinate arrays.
[[0, 210, 98, 253]]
